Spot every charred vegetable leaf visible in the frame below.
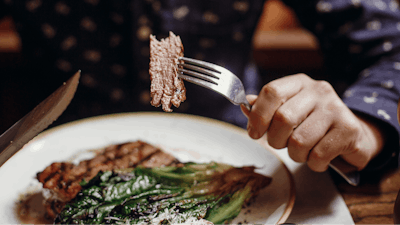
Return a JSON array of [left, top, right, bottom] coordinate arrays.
[[55, 162, 272, 224]]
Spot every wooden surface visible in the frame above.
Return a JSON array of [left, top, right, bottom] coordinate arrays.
[[331, 168, 400, 224]]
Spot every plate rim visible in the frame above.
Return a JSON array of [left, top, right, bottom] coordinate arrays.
[[30, 111, 297, 224]]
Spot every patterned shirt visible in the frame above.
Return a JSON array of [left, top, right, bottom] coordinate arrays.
[[1, 0, 400, 169], [282, 0, 400, 169], [0, 0, 264, 127]]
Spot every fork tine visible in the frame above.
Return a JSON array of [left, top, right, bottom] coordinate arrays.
[[179, 57, 222, 73], [178, 63, 220, 79], [178, 73, 217, 90], [177, 68, 218, 84]]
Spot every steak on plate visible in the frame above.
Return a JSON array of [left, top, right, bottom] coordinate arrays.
[[54, 161, 272, 224], [36, 140, 179, 219]]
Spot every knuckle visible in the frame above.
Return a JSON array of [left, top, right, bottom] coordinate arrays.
[[322, 98, 344, 115], [335, 115, 361, 137], [329, 98, 344, 109], [345, 122, 360, 136], [287, 134, 309, 162], [262, 82, 284, 100], [344, 128, 363, 153], [295, 73, 311, 80], [314, 80, 335, 96], [274, 109, 296, 128], [309, 148, 330, 162], [307, 161, 329, 172], [288, 133, 307, 150], [350, 141, 363, 155]]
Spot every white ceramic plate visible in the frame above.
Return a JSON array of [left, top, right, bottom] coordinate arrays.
[[0, 112, 295, 224]]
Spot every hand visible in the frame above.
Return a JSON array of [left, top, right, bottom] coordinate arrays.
[[241, 74, 386, 172]]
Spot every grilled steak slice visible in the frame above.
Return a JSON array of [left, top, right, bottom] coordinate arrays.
[[36, 140, 179, 219], [149, 31, 186, 112]]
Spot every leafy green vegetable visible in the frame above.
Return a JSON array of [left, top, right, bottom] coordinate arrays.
[[54, 162, 271, 224]]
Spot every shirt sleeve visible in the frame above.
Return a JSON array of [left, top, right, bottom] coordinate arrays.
[[281, 0, 400, 170]]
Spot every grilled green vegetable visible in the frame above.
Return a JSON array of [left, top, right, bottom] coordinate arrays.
[[54, 162, 272, 224]]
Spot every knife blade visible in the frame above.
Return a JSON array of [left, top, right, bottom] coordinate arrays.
[[0, 70, 80, 167]]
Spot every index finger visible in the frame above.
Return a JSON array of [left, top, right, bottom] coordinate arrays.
[[247, 74, 311, 139], [240, 95, 257, 118]]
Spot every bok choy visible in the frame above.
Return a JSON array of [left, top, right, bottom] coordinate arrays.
[[54, 162, 272, 224]]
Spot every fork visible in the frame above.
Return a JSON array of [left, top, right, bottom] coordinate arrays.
[[177, 57, 251, 111], [177, 56, 360, 186]]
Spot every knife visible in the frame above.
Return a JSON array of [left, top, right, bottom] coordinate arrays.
[[0, 70, 80, 167], [329, 157, 360, 186]]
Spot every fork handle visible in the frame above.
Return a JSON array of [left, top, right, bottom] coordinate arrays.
[[242, 101, 252, 111]]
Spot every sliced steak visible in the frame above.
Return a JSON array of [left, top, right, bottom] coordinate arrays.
[[149, 31, 186, 112], [36, 140, 179, 219]]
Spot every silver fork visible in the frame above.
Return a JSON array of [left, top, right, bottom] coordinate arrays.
[[177, 56, 360, 186], [177, 57, 251, 111]]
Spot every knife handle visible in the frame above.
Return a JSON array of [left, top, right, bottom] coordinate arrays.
[[329, 157, 359, 186]]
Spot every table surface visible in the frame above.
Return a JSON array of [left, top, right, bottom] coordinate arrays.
[[332, 167, 400, 224]]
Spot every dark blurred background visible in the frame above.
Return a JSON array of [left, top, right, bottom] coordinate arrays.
[[0, 0, 324, 134]]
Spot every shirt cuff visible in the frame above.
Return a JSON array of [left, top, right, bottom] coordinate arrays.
[[343, 95, 399, 171]]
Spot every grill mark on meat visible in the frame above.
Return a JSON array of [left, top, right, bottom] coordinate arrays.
[[38, 163, 61, 184], [149, 31, 186, 112], [57, 163, 69, 190], [36, 140, 179, 220], [140, 151, 177, 168]]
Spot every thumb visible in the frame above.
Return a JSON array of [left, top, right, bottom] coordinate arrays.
[[247, 94, 258, 105]]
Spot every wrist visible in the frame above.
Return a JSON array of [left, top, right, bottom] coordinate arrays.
[[356, 114, 387, 163]]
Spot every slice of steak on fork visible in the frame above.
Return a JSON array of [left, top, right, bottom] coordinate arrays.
[[149, 31, 186, 112]]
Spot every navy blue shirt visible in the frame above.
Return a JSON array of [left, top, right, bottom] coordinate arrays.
[[0, 0, 264, 127], [1, 0, 400, 169], [282, 0, 400, 169]]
